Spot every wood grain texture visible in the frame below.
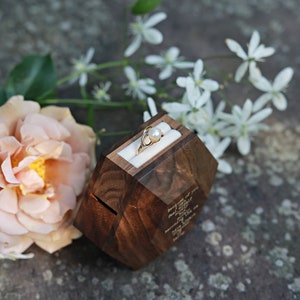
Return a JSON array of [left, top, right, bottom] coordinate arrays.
[[75, 114, 218, 269]]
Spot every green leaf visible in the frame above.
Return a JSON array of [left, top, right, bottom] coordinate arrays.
[[131, 0, 162, 14], [0, 86, 7, 105], [6, 54, 57, 101]]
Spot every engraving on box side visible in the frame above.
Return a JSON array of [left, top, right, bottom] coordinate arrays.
[[164, 186, 199, 241]]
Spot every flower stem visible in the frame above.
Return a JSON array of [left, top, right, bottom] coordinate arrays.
[[57, 60, 129, 86], [97, 130, 131, 137], [38, 98, 133, 109]]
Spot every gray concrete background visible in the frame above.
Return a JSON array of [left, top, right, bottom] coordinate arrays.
[[0, 1, 300, 299]]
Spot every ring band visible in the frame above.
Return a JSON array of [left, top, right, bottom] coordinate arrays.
[[137, 126, 163, 154]]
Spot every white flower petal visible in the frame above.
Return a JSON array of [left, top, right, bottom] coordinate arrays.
[[124, 35, 142, 57], [147, 97, 158, 116], [194, 59, 204, 80], [195, 90, 210, 109], [248, 31, 260, 57], [218, 159, 232, 174], [248, 62, 261, 80], [143, 28, 163, 44], [253, 45, 275, 59], [166, 47, 180, 61], [218, 112, 236, 124], [201, 79, 219, 91], [144, 12, 167, 28], [237, 135, 251, 155], [145, 55, 165, 65], [124, 66, 137, 81], [143, 111, 151, 122], [215, 137, 231, 157], [273, 67, 294, 91], [79, 73, 87, 86], [162, 102, 190, 113], [173, 61, 194, 69], [225, 39, 247, 60], [241, 99, 253, 122], [186, 77, 199, 107], [248, 107, 272, 125], [84, 48, 95, 64], [176, 76, 188, 87], [235, 61, 249, 82], [216, 101, 226, 115], [251, 75, 272, 92], [159, 65, 173, 80], [272, 93, 288, 111], [253, 93, 273, 112], [140, 84, 156, 95]]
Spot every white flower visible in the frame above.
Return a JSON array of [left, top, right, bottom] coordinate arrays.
[[123, 66, 156, 100], [70, 48, 96, 86], [250, 67, 293, 111], [162, 77, 209, 130], [145, 47, 194, 80], [226, 31, 275, 82], [197, 99, 228, 137], [202, 135, 232, 174], [143, 97, 158, 122], [92, 81, 111, 102], [219, 99, 272, 155], [124, 12, 167, 57], [177, 59, 219, 93]]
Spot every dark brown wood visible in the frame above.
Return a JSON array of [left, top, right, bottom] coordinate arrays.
[[75, 114, 218, 269]]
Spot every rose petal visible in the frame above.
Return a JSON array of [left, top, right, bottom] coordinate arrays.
[[0, 96, 40, 135], [68, 153, 90, 195], [13, 156, 37, 173], [19, 194, 51, 215], [0, 210, 28, 235], [0, 123, 8, 137], [61, 119, 96, 163], [32, 184, 76, 224], [20, 123, 49, 144], [34, 225, 81, 254], [0, 136, 22, 155], [24, 114, 70, 141], [17, 210, 59, 234], [1, 153, 19, 184], [0, 232, 33, 255], [40, 106, 73, 122], [0, 188, 18, 213], [17, 169, 44, 195], [32, 140, 72, 160]]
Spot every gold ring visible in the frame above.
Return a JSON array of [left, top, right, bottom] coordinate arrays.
[[137, 126, 163, 154]]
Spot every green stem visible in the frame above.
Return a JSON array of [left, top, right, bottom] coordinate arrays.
[[80, 85, 95, 127], [57, 60, 129, 86], [38, 98, 133, 109], [216, 90, 234, 108], [97, 130, 131, 137]]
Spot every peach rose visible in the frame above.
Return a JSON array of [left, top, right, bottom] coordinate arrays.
[[0, 96, 96, 259]]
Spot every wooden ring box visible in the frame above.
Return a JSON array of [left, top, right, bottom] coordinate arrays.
[[75, 113, 218, 269]]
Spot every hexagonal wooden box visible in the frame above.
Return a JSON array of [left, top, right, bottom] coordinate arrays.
[[75, 113, 218, 269]]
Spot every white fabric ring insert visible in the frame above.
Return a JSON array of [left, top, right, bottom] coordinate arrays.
[[118, 122, 182, 168]]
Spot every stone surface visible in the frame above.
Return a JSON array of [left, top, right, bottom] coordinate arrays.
[[0, 0, 300, 299]]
